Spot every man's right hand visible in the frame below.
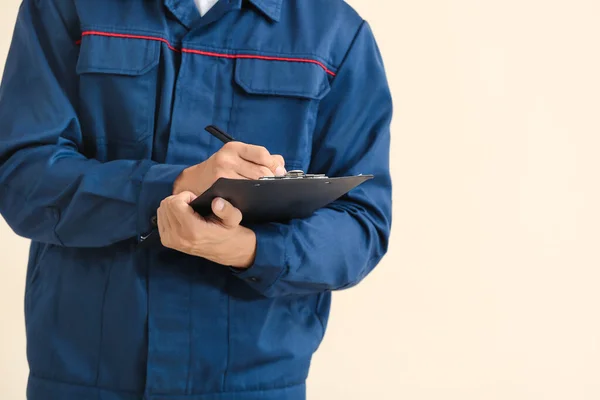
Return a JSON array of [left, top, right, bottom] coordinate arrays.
[[173, 142, 286, 196]]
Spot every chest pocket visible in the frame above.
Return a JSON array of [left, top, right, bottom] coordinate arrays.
[[76, 34, 160, 160], [230, 58, 331, 172]]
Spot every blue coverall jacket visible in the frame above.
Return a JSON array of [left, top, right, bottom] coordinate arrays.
[[0, 0, 393, 399]]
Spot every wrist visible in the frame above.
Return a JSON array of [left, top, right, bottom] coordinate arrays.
[[227, 227, 257, 269]]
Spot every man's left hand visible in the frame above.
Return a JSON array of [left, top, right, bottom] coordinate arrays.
[[157, 191, 257, 269]]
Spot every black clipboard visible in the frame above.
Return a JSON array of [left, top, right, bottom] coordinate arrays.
[[138, 126, 374, 246], [138, 174, 373, 247], [189, 174, 374, 223]]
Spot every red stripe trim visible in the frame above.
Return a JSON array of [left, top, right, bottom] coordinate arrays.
[[181, 48, 335, 76], [78, 31, 335, 76], [81, 31, 180, 52]]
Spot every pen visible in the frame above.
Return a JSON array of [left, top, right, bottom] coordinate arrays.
[[205, 125, 234, 144]]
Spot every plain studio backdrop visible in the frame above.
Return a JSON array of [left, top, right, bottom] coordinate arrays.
[[2, 1, 600, 399]]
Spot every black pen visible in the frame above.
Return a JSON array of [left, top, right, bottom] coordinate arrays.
[[205, 125, 234, 144]]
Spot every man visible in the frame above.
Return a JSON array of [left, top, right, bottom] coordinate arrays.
[[0, 0, 392, 399]]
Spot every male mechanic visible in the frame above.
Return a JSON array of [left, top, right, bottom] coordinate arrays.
[[0, 0, 392, 399]]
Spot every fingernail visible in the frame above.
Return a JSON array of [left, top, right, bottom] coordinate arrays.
[[275, 166, 286, 176], [214, 198, 225, 211]]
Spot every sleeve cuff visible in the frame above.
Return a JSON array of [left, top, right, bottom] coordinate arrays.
[[137, 163, 187, 239], [231, 223, 287, 295]]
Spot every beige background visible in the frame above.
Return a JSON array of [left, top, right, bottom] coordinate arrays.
[[2, 0, 600, 399]]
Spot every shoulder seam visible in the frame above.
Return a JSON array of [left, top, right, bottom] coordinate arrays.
[[332, 19, 366, 78]]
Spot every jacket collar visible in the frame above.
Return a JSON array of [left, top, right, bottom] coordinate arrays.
[[164, 0, 283, 26], [247, 0, 283, 22]]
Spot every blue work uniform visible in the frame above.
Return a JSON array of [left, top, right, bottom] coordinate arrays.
[[0, 0, 393, 399]]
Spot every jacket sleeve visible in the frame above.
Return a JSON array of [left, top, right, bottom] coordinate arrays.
[[235, 21, 393, 297], [0, 0, 185, 247]]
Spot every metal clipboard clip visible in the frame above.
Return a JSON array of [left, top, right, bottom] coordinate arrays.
[[258, 170, 329, 180]]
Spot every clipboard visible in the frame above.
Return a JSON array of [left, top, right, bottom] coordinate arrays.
[[138, 173, 372, 247], [138, 125, 373, 246], [189, 173, 374, 223]]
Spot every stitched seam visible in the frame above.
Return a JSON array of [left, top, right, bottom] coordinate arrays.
[[222, 282, 231, 391], [236, 84, 323, 99], [80, 25, 169, 37], [94, 257, 115, 386], [31, 365, 306, 395], [259, 224, 289, 296], [29, 373, 140, 395], [135, 160, 155, 239], [157, 381, 306, 396], [185, 276, 193, 394], [314, 292, 327, 336], [328, 19, 366, 85], [76, 31, 336, 76], [233, 60, 327, 100]]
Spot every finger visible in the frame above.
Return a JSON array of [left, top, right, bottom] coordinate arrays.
[[237, 144, 280, 172], [211, 157, 252, 181], [157, 206, 165, 232], [217, 170, 248, 180], [163, 197, 182, 231], [219, 143, 285, 175], [234, 158, 275, 180], [167, 193, 208, 232], [157, 204, 171, 239], [211, 197, 242, 228], [173, 191, 197, 205], [167, 199, 193, 230], [271, 154, 286, 175], [166, 194, 206, 248]]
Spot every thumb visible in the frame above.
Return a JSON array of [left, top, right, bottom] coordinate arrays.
[[211, 197, 243, 228]]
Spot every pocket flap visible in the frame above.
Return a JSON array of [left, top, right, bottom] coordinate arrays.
[[76, 34, 160, 76], [234, 58, 332, 100]]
